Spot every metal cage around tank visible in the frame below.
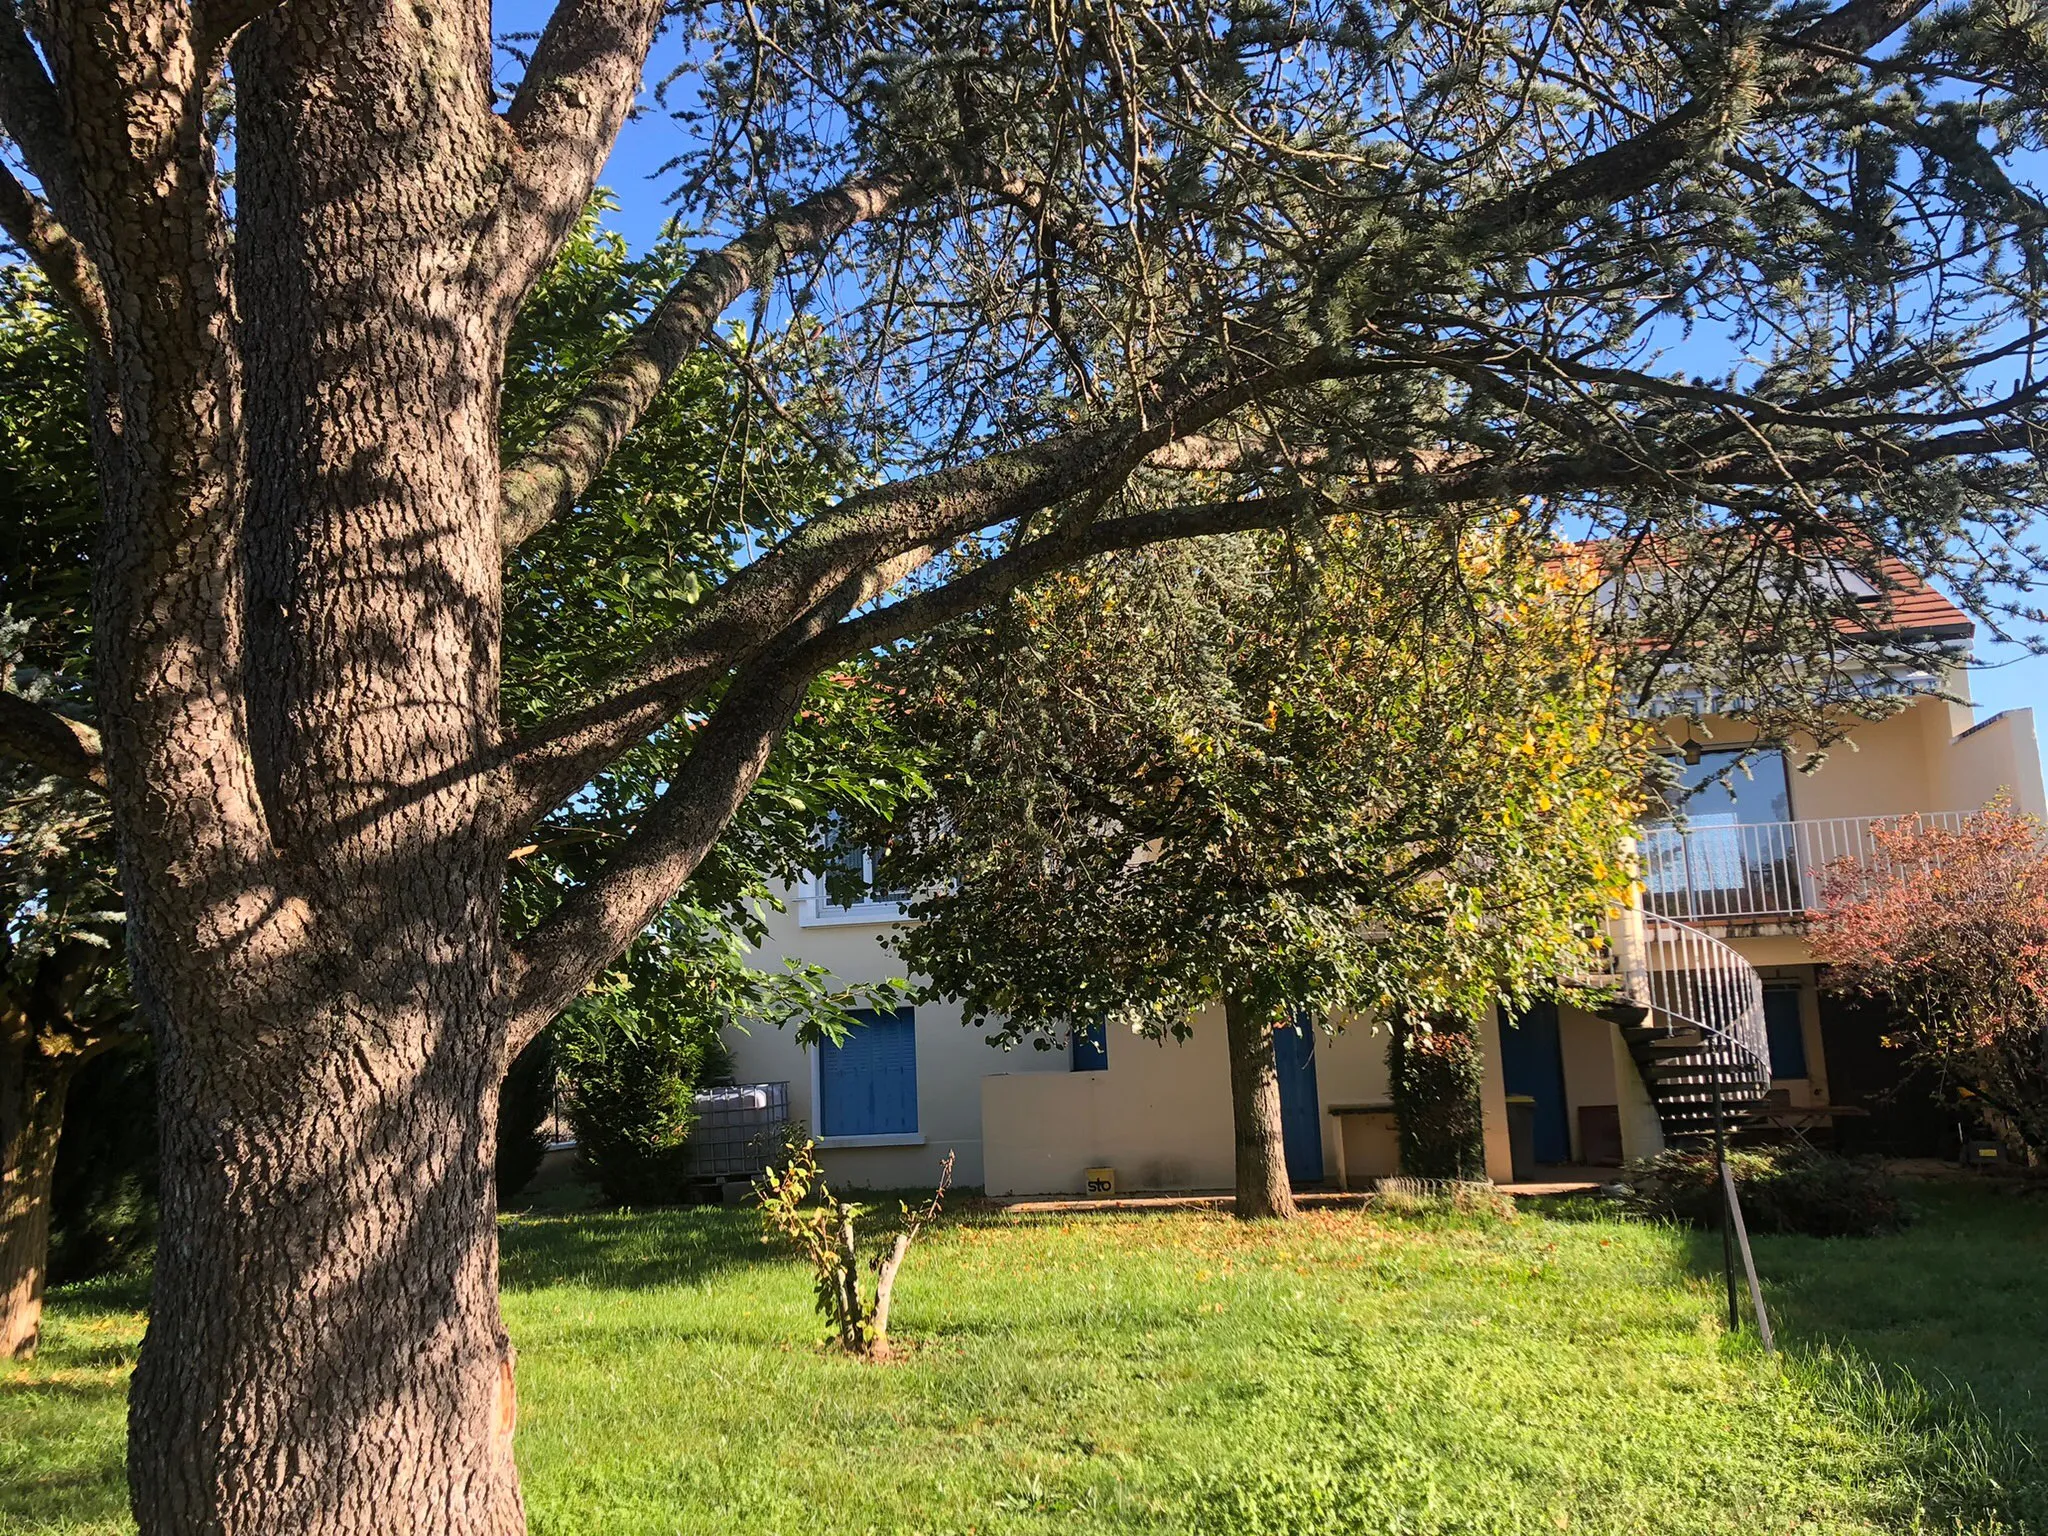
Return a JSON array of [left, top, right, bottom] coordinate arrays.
[[685, 1081, 793, 1179]]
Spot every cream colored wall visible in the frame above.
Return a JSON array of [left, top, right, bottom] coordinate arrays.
[[1476, 1005, 1515, 1184], [982, 1013, 1235, 1195], [981, 1010, 1395, 1197], [1666, 698, 1948, 822], [1666, 684, 2044, 824], [1609, 1024, 1664, 1164], [1663, 685, 2047, 977], [1556, 1005, 1623, 1164], [731, 891, 1409, 1196], [1941, 709, 2047, 818], [722, 895, 1066, 1190]]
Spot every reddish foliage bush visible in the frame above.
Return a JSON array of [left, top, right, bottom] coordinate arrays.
[[1811, 798, 2048, 1158]]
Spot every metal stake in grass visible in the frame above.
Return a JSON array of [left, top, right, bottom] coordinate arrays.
[[1711, 1081, 1774, 1353], [1712, 1082, 1740, 1334]]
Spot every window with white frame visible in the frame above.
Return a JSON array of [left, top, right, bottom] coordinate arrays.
[[805, 818, 911, 923]]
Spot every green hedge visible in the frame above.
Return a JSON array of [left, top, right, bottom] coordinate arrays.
[[1623, 1146, 1906, 1237], [1387, 1013, 1487, 1181]]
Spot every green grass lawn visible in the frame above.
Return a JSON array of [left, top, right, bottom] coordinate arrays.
[[3, 1182, 2043, 1535]]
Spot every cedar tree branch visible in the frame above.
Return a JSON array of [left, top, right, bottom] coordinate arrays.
[[501, 655, 816, 1056], [498, 350, 1354, 827], [499, 173, 922, 546], [0, 157, 106, 346], [494, 0, 667, 296], [0, 692, 107, 791]]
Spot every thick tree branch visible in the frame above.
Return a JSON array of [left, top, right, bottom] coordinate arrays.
[[0, 692, 106, 790], [1790, 0, 1932, 57], [795, 417, 2045, 675], [492, 0, 666, 297], [501, 657, 814, 1057], [499, 352, 1351, 827], [499, 172, 923, 546], [506, 390, 2022, 1047], [1452, 0, 1930, 252], [0, 157, 106, 346], [782, 494, 1327, 672], [191, 0, 286, 53], [0, 11, 81, 223]]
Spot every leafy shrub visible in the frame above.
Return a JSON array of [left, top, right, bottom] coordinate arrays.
[[1387, 1013, 1486, 1180], [756, 1138, 954, 1358], [1622, 1146, 1905, 1237], [553, 989, 730, 1206], [495, 1031, 555, 1206]]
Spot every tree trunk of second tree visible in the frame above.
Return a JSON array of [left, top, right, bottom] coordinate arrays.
[[0, 1059, 69, 1360], [1223, 992, 1296, 1220]]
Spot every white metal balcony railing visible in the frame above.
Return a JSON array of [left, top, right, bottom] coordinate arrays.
[[1637, 811, 1974, 921]]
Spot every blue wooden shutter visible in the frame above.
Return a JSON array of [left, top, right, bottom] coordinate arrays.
[[818, 1008, 918, 1136], [1762, 987, 1808, 1079], [1070, 1021, 1109, 1072]]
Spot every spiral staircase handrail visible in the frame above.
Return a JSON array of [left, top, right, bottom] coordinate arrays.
[[1637, 911, 1771, 1093]]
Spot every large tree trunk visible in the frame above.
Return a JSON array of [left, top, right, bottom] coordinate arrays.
[[1222, 992, 1296, 1221], [0, 1054, 69, 1360], [128, 970, 518, 1534], [88, 4, 527, 1530]]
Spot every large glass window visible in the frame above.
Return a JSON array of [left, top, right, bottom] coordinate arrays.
[[814, 817, 912, 916], [1667, 747, 1792, 824], [817, 1008, 919, 1138], [1643, 747, 1800, 917]]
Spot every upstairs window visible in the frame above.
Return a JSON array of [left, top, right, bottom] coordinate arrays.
[[809, 818, 912, 922], [1070, 1021, 1110, 1072], [1663, 746, 1792, 826], [1643, 746, 1799, 917]]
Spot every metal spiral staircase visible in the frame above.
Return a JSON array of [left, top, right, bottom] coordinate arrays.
[[1598, 910, 1773, 1145]]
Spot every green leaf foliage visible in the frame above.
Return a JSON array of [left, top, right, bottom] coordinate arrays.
[[1387, 1014, 1488, 1182], [861, 517, 1650, 1049]]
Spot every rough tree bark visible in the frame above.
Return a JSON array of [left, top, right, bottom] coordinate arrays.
[[0, 1049, 71, 1360], [104, 4, 538, 1529], [1223, 992, 1297, 1221]]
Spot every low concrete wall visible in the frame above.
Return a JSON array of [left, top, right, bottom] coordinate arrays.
[[1477, 1004, 1515, 1183], [979, 1007, 1398, 1197], [1944, 708, 2046, 818], [981, 1033, 1236, 1196]]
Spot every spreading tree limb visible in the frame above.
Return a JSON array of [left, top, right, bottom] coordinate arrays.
[[493, 0, 669, 297], [499, 174, 923, 546], [0, 694, 105, 791]]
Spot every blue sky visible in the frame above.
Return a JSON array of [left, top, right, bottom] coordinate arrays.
[[500, 5, 2047, 746]]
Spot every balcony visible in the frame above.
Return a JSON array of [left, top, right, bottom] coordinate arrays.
[[1638, 812, 1974, 922]]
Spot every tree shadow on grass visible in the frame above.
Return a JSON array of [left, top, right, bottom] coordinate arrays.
[[0, 1454, 131, 1534], [1681, 1182, 2047, 1534], [0, 1279, 140, 1533], [499, 1204, 787, 1293]]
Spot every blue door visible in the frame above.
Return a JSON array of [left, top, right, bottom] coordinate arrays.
[[1500, 1002, 1571, 1165], [1762, 986, 1808, 1079], [1275, 1015, 1324, 1184]]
